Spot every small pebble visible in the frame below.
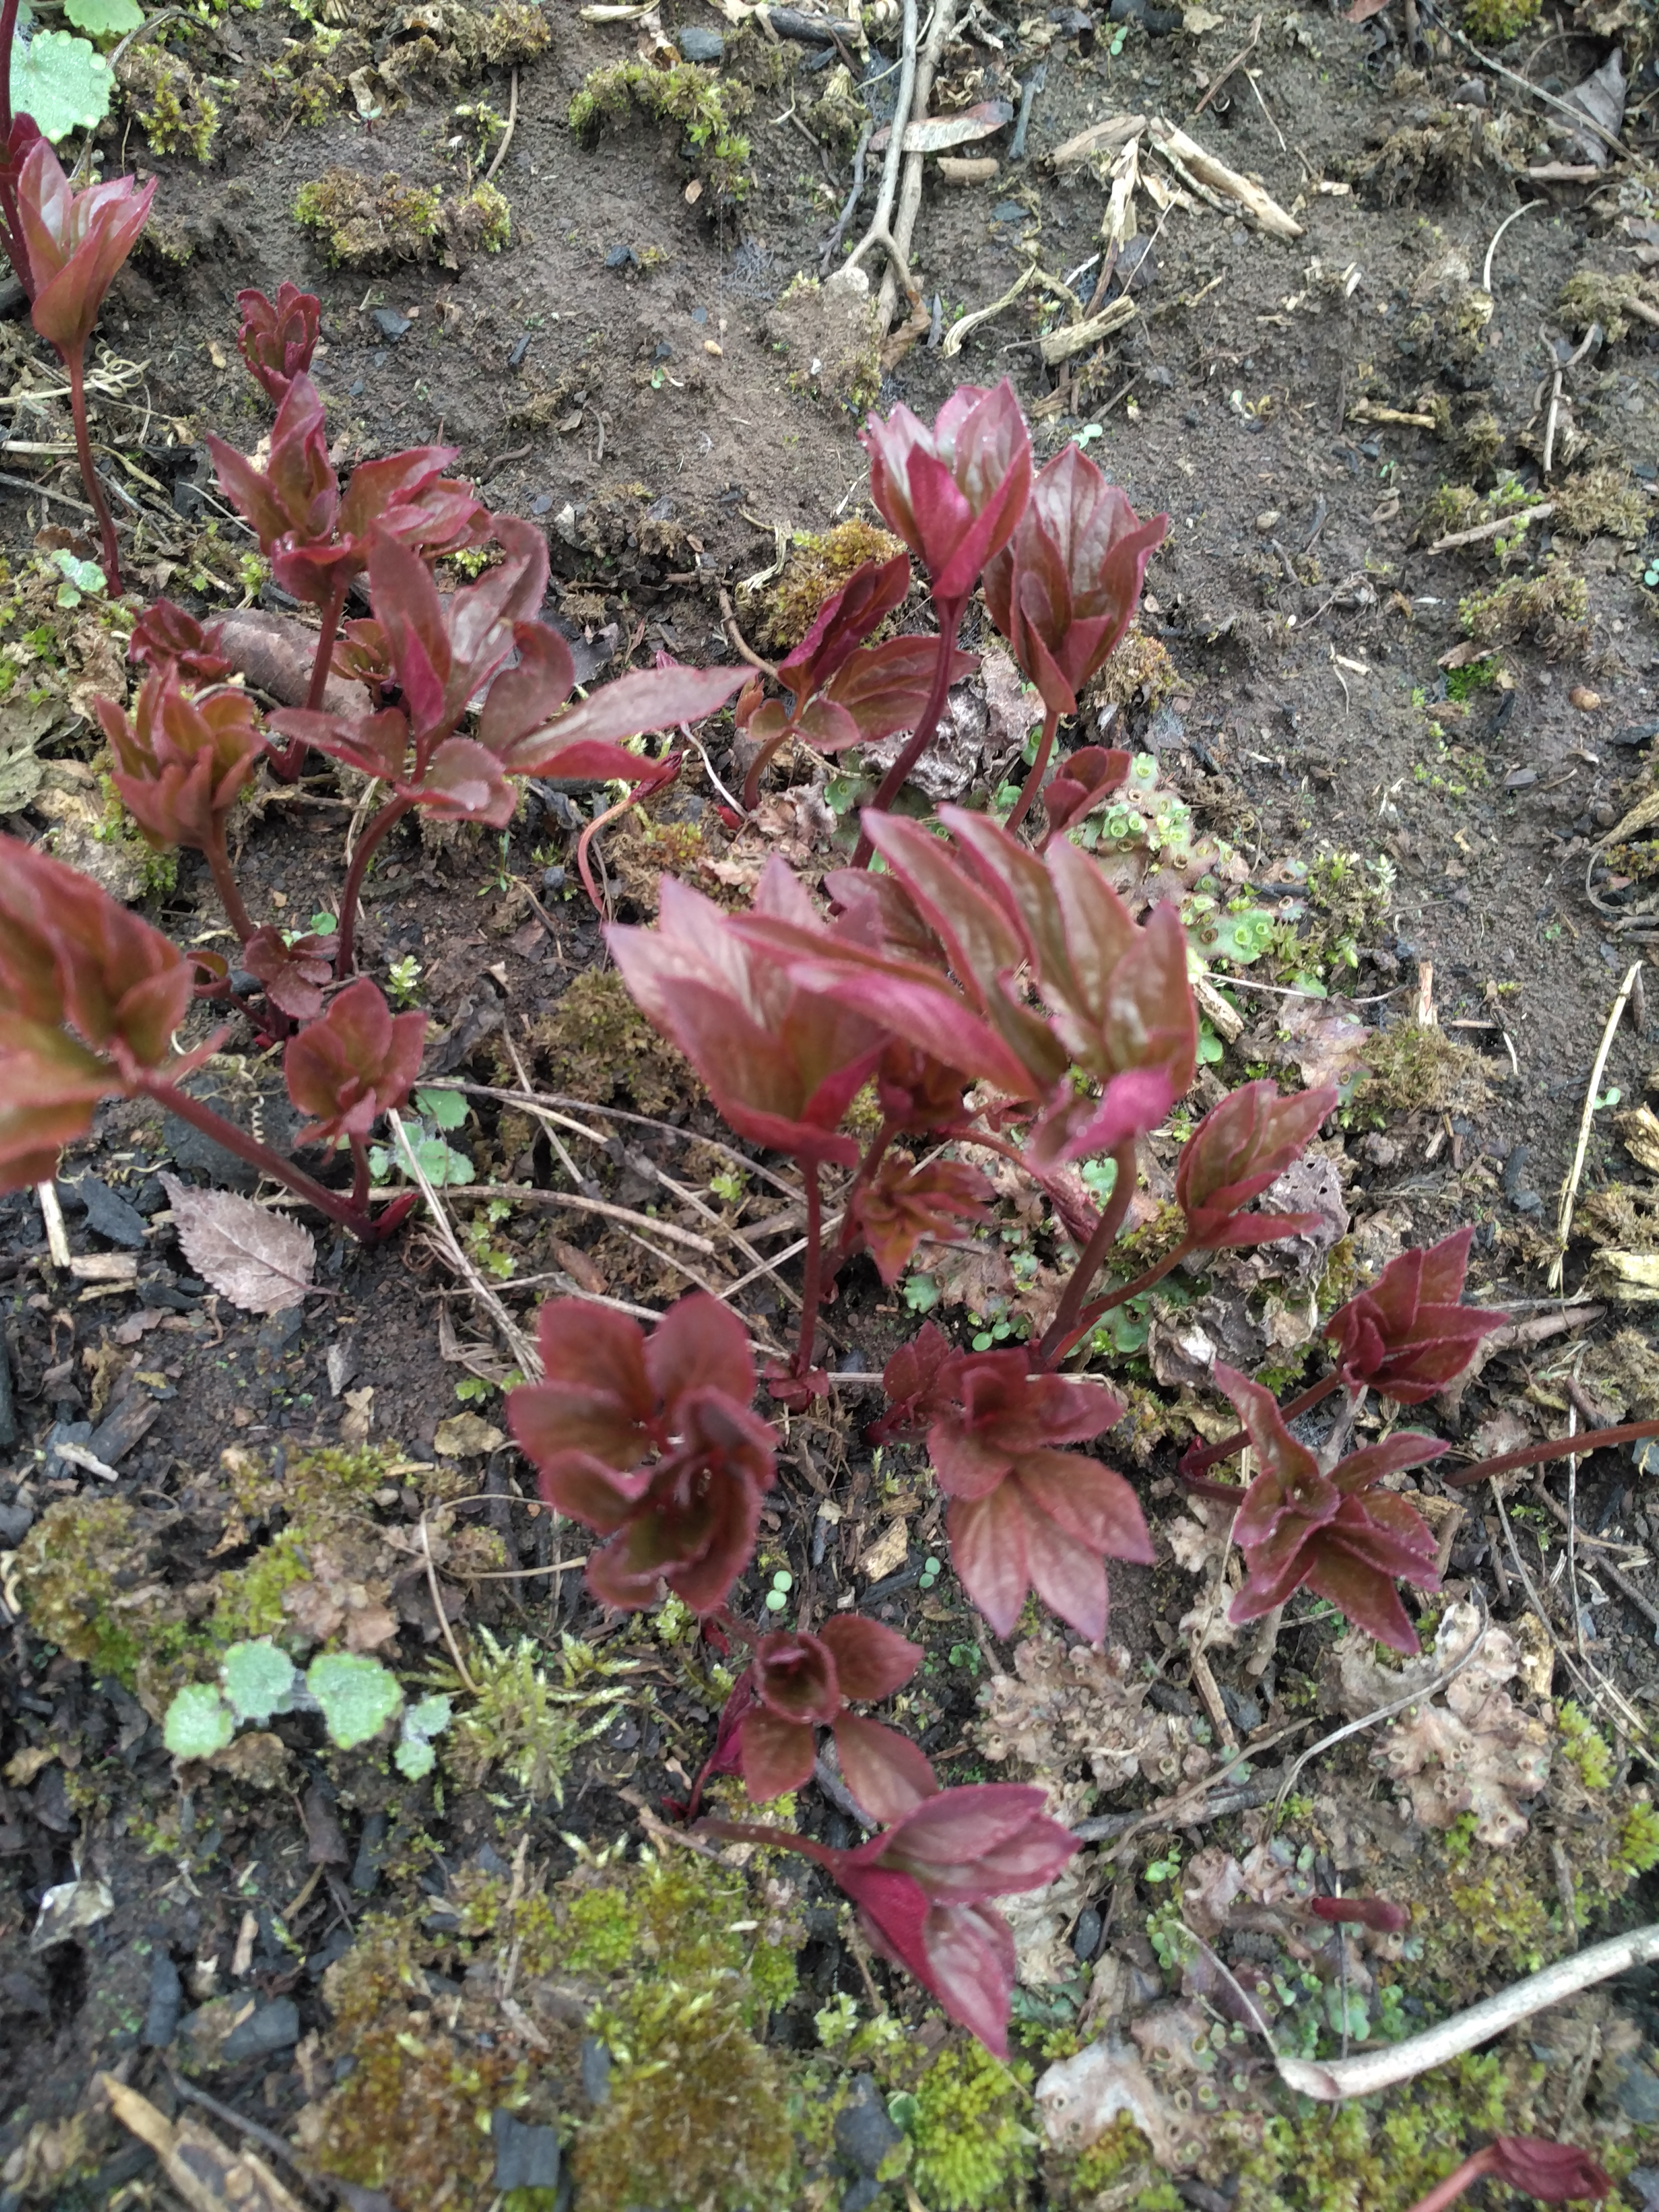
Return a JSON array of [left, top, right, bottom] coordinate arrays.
[[370, 308, 412, 342], [676, 23, 724, 59], [1255, 510, 1282, 533], [531, 491, 554, 515], [508, 334, 531, 368]]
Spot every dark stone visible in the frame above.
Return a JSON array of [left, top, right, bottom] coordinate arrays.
[[59, 1173, 148, 1249], [492, 2109, 561, 2191], [42, 1417, 93, 1479], [1613, 2058, 1659, 2126], [509, 334, 532, 368], [348, 380, 366, 398], [842, 2183, 881, 2212], [604, 244, 636, 269], [132, 1176, 168, 1215], [220, 1995, 300, 2064], [255, 1306, 305, 1354], [162, 1080, 303, 1192], [0, 1334, 15, 1450], [89, 1394, 162, 1468], [1072, 1905, 1103, 1960], [143, 1951, 183, 2047], [531, 492, 554, 515], [677, 24, 725, 59], [581, 2036, 613, 2105], [371, 308, 413, 342], [991, 200, 1026, 223], [1, 1968, 49, 2016], [1501, 1144, 1540, 1211], [834, 2075, 903, 2175], [352, 1811, 388, 1896], [0, 1500, 33, 1543], [541, 865, 566, 893]]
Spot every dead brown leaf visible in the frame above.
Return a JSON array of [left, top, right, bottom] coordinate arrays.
[[160, 1175, 318, 1315]]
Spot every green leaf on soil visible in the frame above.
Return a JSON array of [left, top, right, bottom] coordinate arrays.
[[395, 1692, 452, 1779], [307, 1651, 403, 1749], [10, 30, 112, 142], [164, 1682, 236, 1759], [62, 0, 142, 33], [222, 1639, 298, 1725], [416, 1085, 468, 1130]]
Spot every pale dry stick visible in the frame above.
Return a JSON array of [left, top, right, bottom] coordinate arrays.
[[1565, 1399, 1585, 1663], [419, 1514, 478, 1693], [343, 776, 383, 865], [387, 1108, 542, 1378], [841, 0, 919, 297], [1427, 500, 1552, 554], [648, 1159, 806, 1314], [1549, 960, 1641, 1291], [721, 1211, 847, 1297], [678, 719, 745, 816], [431, 1183, 719, 1256], [424, 1080, 805, 1203], [877, 0, 961, 334], [1267, 1596, 1492, 1827], [1542, 321, 1599, 479], [484, 66, 518, 182], [1277, 1922, 1659, 2101], [1481, 198, 1543, 293], [1488, 1481, 1647, 1740], [501, 1034, 592, 1195], [35, 1180, 70, 1269], [1244, 67, 1286, 155], [1191, 11, 1260, 119]]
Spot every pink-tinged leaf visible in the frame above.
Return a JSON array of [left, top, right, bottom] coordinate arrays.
[[1485, 2139, 1611, 2204], [738, 1706, 817, 1800], [915, 1901, 1020, 2058], [1326, 1226, 1509, 1404], [1177, 1080, 1337, 1246], [1030, 1064, 1174, 1169], [241, 927, 333, 1021], [158, 1173, 317, 1315], [367, 527, 449, 737], [818, 1614, 922, 1701], [834, 1713, 938, 1825], [21, 140, 156, 362], [851, 1149, 993, 1285], [750, 1627, 841, 1725], [1307, 1894, 1409, 1932], [870, 1319, 955, 1444], [512, 662, 750, 768], [1015, 1450, 1153, 1565], [819, 638, 979, 746], [283, 977, 425, 1143], [644, 1285, 758, 1411], [1300, 1540, 1423, 1654], [1212, 1363, 1335, 1544], [266, 706, 411, 785], [779, 550, 912, 695], [477, 621, 576, 764], [878, 1781, 1078, 1900], [949, 1485, 1032, 1639], [416, 737, 517, 826], [1041, 745, 1131, 840], [236, 281, 321, 404]]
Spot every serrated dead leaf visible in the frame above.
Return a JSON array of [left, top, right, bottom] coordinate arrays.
[[159, 1176, 317, 1314]]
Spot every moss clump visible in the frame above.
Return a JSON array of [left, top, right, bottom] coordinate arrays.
[[569, 57, 753, 202], [1463, 0, 1539, 40], [447, 177, 510, 254], [752, 517, 910, 652], [569, 1849, 805, 2212], [10, 1497, 193, 1693], [1552, 462, 1648, 542], [1348, 1020, 1488, 1122], [438, 1625, 635, 1802], [897, 2039, 1036, 2211], [295, 168, 443, 267], [1558, 1700, 1616, 1788], [121, 47, 219, 161], [518, 964, 694, 1115], [1417, 482, 1481, 544], [1457, 409, 1504, 475], [1560, 268, 1659, 344], [1085, 624, 1180, 716], [1458, 556, 1589, 655]]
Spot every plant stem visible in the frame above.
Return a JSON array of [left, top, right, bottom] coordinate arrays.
[[64, 348, 120, 595], [201, 819, 256, 944], [1045, 1235, 1199, 1367], [1037, 1138, 1137, 1366], [794, 1157, 824, 1379], [348, 1133, 370, 1216], [1003, 705, 1060, 837], [333, 791, 413, 977], [1398, 2155, 1492, 2212], [834, 1117, 898, 1263], [1179, 1372, 1345, 1480], [142, 1076, 386, 1239], [851, 604, 962, 866], [1441, 1417, 1659, 1489], [307, 578, 347, 711]]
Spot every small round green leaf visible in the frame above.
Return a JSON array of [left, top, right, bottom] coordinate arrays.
[[394, 1735, 436, 1779], [164, 1683, 235, 1760], [63, 0, 142, 35], [10, 31, 112, 142], [307, 1652, 403, 1750], [222, 1640, 298, 1725]]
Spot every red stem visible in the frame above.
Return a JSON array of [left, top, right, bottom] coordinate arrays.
[[1037, 1137, 1138, 1367], [334, 791, 413, 977], [1442, 1417, 1659, 1489], [793, 1158, 824, 1379], [141, 1075, 400, 1241], [834, 1117, 898, 1264], [1180, 1371, 1345, 1481], [65, 349, 120, 596], [306, 578, 347, 712], [1003, 705, 1061, 838], [1045, 1235, 1200, 1367], [851, 604, 963, 867], [201, 818, 256, 944], [1399, 2151, 1492, 2212], [576, 788, 636, 915], [348, 1133, 371, 1217]]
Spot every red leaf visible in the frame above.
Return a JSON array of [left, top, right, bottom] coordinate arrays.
[[513, 661, 749, 767], [817, 1614, 922, 1701], [738, 1706, 816, 1800], [207, 372, 337, 558], [1326, 1227, 1509, 1403], [833, 1713, 938, 1825], [241, 927, 333, 1021], [236, 281, 321, 404], [851, 1149, 993, 1285], [283, 977, 425, 1142], [778, 550, 911, 695], [1485, 2138, 1611, 2203], [871, 1318, 955, 1444], [865, 381, 1033, 606], [510, 1299, 657, 1468], [19, 139, 155, 363], [416, 736, 517, 826], [750, 1627, 842, 1725], [1040, 744, 1131, 839], [818, 636, 978, 746], [1176, 1080, 1337, 1247], [129, 599, 232, 687], [1308, 1894, 1409, 1932]]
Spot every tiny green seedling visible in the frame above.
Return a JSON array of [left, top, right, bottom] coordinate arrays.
[[918, 1555, 941, 1593], [764, 1567, 793, 1614], [49, 548, 106, 608]]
